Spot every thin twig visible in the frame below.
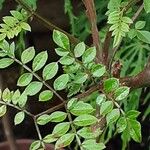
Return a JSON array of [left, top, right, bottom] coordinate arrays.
[[82, 0, 102, 63]]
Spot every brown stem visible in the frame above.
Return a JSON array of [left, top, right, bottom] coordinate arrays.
[[102, 31, 112, 66], [120, 58, 150, 89], [82, 0, 102, 63]]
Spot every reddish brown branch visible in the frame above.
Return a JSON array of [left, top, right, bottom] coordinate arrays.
[[83, 0, 102, 62], [102, 31, 112, 66]]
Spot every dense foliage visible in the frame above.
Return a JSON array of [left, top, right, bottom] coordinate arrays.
[[0, 0, 149, 150]]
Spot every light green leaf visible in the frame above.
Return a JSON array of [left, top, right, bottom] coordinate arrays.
[[14, 111, 25, 125], [20, 22, 31, 31], [122, 17, 133, 24], [82, 140, 105, 150], [39, 90, 53, 102], [91, 64, 106, 77], [77, 127, 102, 139], [29, 141, 41, 150], [17, 73, 33, 87], [10, 10, 23, 20], [135, 21, 146, 30], [74, 42, 85, 57], [12, 89, 20, 105], [59, 55, 75, 65], [70, 101, 95, 116], [106, 108, 120, 125], [114, 86, 130, 101], [32, 51, 48, 71], [37, 114, 51, 125], [67, 98, 78, 110], [55, 133, 75, 149], [42, 62, 58, 80], [100, 101, 113, 116], [126, 110, 141, 119], [2, 88, 11, 102], [96, 94, 106, 106], [53, 30, 70, 50], [43, 134, 58, 144], [104, 78, 119, 93], [82, 47, 96, 63], [52, 122, 70, 137], [117, 117, 127, 133], [49, 111, 67, 122], [21, 47, 35, 64], [74, 73, 88, 84], [0, 58, 14, 68], [55, 48, 69, 56], [137, 30, 150, 44], [54, 74, 69, 91], [74, 114, 98, 126], [0, 105, 7, 117], [128, 119, 141, 142], [18, 93, 28, 108], [144, 0, 150, 13], [24, 81, 43, 96]]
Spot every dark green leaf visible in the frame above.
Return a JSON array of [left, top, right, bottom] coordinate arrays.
[[104, 78, 119, 93], [117, 117, 127, 133], [127, 119, 141, 142], [126, 110, 141, 119]]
